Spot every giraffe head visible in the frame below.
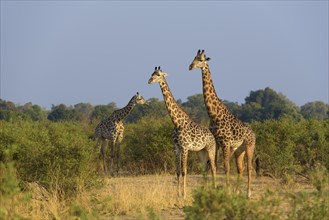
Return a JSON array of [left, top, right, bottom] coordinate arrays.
[[189, 49, 211, 71], [148, 66, 168, 84], [133, 92, 147, 105]]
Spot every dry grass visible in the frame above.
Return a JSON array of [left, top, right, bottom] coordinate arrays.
[[91, 174, 199, 219], [0, 173, 318, 220]]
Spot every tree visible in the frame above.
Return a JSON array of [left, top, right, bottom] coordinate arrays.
[[90, 102, 117, 122], [74, 103, 94, 123], [182, 94, 209, 125], [243, 87, 302, 121], [125, 98, 167, 123], [301, 101, 329, 120], [0, 99, 18, 121], [18, 102, 47, 121], [47, 104, 77, 122]]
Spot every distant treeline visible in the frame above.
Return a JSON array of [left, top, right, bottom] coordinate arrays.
[[1, 87, 328, 123]]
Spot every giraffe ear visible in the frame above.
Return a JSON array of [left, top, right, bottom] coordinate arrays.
[[206, 57, 211, 61]]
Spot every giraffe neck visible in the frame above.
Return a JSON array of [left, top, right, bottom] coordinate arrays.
[[159, 79, 190, 128], [201, 64, 227, 120], [112, 96, 136, 121]]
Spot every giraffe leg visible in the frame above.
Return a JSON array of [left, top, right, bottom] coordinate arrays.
[[234, 146, 246, 180], [222, 144, 231, 186], [207, 147, 216, 188], [173, 129, 181, 197], [181, 149, 188, 201], [115, 132, 123, 175], [99, 138, 108, 174], [175, 149, 181, 197], [109, 140, 115, 176], [215, 143, 220, 172], [234, 147, 246, 194], [246, 142, 255, 198], [115, 142, 120, 175]]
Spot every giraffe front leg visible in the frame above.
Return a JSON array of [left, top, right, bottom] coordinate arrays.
[[181, 150, 188, 201], [175, 150, 182, 197], [115, 133, 123, 176], [99, 138, 108, 175], [246, 143, 255, 199], [207, 146, 217, 188], [115, 142, 120, 176], [222, 144, 231, 186], [109, 141, 115, 176], [173, 129, 181, 197]]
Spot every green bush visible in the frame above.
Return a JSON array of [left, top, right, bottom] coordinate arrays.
[[0, 120, 98, 196], [122, 116, 175, 173], [251, 117, 329, 177], [288, 164, 329, 219], [184, 186, 281, 220], [122, 116, 208, 174], [185, 165, 329, 220]]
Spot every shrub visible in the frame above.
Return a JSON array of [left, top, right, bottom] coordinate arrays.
[[251, 117, 329, 178], [122, 116, 175, 173], [0, 120, 99, 196], [122, 116, 208, 174], [184, 186, 281, 220]]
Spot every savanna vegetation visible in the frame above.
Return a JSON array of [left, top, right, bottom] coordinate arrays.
[[1, 87, 328, 219]]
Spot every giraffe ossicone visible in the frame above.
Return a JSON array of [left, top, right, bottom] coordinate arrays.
[[189, 49, 256, 198], [94, 92, 147, 175], [148, 66, 217, 200]]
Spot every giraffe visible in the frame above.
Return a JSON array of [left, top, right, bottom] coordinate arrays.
[[95, 92, 147, 175], [148, 66, 217, 200], [189, 50, 256, 198]]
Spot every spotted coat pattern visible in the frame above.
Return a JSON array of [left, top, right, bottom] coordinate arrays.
[[95, 93, 146, 175], [189, 50, 256, 198], [148, 67, 216, 200]]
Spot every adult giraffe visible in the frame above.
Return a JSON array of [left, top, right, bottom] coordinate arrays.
[[189, 50, 256, 198], [148, 66, 216, 200], [95, 92, 147, 175]]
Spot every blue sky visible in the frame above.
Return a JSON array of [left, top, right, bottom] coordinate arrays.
[[1, 1, 328, 109]]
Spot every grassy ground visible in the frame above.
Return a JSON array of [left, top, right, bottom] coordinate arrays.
[[83, 173, 315, 219], [0, 172, 320, 219]]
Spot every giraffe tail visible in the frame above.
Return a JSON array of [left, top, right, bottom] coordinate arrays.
[[89, 134, 96, 141], [254, 150, 261, 177]]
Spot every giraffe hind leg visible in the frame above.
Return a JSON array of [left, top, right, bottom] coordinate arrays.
[[246, 142, 255, 198], [175, 151, 182, 197], [109, 140, 115, 176], [234, 146, 246, 180], [207, 147, 216, 188], [181, 150, 188, 201], [115, 133, 124, 175], [234, 146, 246, 194], [99, 138, 108, 175], [222, 144, 231, 186]]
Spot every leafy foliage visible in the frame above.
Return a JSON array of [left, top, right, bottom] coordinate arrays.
[[185, 166, 329, 220], [301, 101, 329, 120], [252, 117, 329, 177], [0, 120, 99, 196], [184, 186, 281, 220], [122, 116, 175, 173], [1, 87, 328, 123]]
